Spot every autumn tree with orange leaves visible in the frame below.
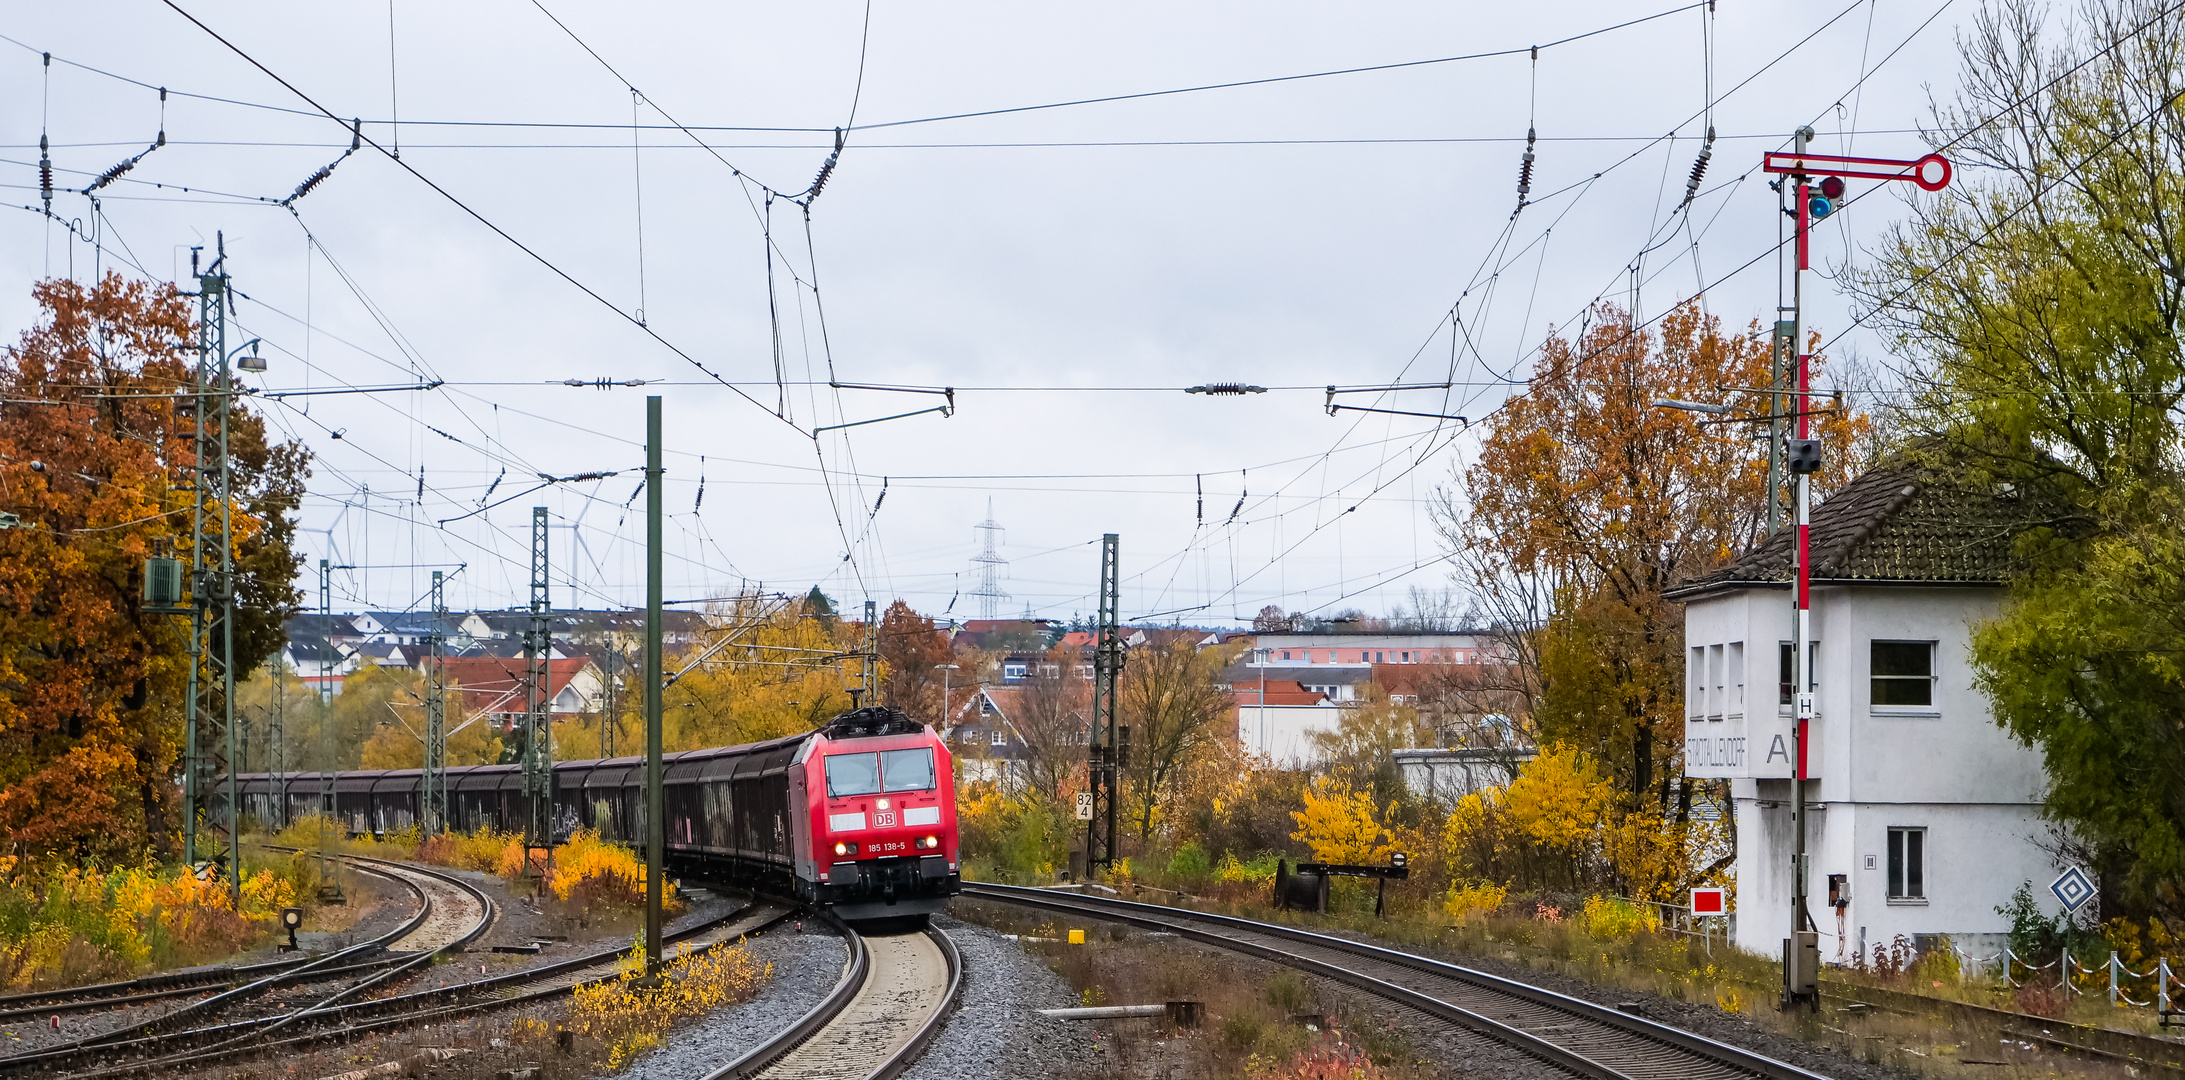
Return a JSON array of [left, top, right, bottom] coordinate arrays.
[[0, 274, 307, 861], [878, 600, 954, 723], [1437, 302, 1866, 805]]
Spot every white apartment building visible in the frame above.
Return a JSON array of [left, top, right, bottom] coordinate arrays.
[[1249, 632, 1500, 667], [1669, 463, 2066, 962]]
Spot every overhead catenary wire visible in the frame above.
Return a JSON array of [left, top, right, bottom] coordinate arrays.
[[154, 0, 805, 434], [12, 0, 1983, 625]]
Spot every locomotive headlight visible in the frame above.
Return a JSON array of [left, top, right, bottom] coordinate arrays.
[[876, 798, 891, 810], [833, 841, 857, 856], [917, 835, 940, 850]]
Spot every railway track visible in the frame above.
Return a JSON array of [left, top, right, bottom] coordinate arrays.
[[2, 866, 781, 1079], [704, 915, 961, 1080], [966, 882, 1833, 1080], [0, 854, 497, 1075], [0, 857, 454, 1042]]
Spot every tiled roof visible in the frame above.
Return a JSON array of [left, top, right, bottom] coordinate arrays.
[[1667, 459, 2041, 600], [1232, 680, 1327, 706], [438, 656, 596, 714]]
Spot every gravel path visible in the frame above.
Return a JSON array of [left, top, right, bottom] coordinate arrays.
[[607, 922, 847, 1080], [895, 915, 1109, 1080]]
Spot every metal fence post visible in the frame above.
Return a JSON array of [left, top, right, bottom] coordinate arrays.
[[2110, 952, 2120, 1006]]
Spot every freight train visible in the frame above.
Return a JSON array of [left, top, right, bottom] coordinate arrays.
[[222, 707, 961, 922]]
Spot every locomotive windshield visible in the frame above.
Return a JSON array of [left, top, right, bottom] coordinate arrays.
[[824, 747, 936, 796], [880, 748, 935, 792], [825, 753, 882, 797]]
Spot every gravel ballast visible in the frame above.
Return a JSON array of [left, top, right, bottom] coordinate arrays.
[[895, 915, 1109, 1080], [606, 922, 846, 1080]]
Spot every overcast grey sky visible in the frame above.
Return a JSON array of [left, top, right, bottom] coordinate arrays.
[[2, 0, 1965, 624]]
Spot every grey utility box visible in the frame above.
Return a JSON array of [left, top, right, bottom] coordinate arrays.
[[143, 557, 184, 610], [1784, 931, 1820, 999]]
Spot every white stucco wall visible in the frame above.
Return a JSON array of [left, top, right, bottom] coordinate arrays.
[[1685, 583, 2065, 960], [1237, 703, 1340, 766]]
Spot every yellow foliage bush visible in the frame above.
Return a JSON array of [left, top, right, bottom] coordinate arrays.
[[1289, 776, 1390, 865], [1216, 853, 1278, 885], [1443, 881, 1508, 924], [497, 836, 535, 880], [544, 830, 679, 913], [1502, 744, 1611, 853], [415, 825, 523, 873], [1578, 895, 1659, 939], [572, 939, 769, 1068], [0, 858, 307, 988]]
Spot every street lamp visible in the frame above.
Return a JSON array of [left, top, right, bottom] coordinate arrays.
[[934, 664, 960, 726]]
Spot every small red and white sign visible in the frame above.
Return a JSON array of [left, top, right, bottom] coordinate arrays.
[[1690, 887, 1727, 916]]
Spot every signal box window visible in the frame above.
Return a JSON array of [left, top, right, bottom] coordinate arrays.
[[1871, 641, 1936, 707], [1778, 641, 1817, 705], [1888, 827, 1926, 899], [882, 748, 936, 792], [825, 752, 881, 798]]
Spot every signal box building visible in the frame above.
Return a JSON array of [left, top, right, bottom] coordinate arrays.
[[1667, 461, 2065, 962]]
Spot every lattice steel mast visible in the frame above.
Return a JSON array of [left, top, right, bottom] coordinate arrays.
[[850, 599, 878, 707], [317, 557, 343, 902], [522, 506, 555, 866], [269, 654, 284, 829], [178, 236, 242, 908], [422, 570, 448, 835], [1085, 534, 1122, 875]]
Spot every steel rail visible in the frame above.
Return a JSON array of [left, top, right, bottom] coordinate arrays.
[[33, 894, 782, 1080], [173, 853, 500, 1058], [966, 883, 1835, 1080], [0, 856, 492, 1074], [0, 859, 433, 1064], [866, 926, 964, 1080], [701, 912, 871, 1080]]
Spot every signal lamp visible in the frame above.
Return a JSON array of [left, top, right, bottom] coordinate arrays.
[[279, 905, 304, 952], [1809, 194, 1835, 220], [1818, 175, 1846, 200]]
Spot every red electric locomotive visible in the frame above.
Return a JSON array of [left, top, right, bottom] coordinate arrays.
[[224, 706, 961, 926]]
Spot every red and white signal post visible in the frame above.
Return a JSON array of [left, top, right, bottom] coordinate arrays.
[[1760, 127, 1950, 1008]]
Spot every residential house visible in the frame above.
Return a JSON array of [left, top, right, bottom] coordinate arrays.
[[1666, 459, 2061, 961], [283, 636, 357, 696], [364, 610, 491, 649], [284, 613, 374, 649], [349, 641, 413, 670], [944, 685, 1035, 791], [437, 656, 606, 731]]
